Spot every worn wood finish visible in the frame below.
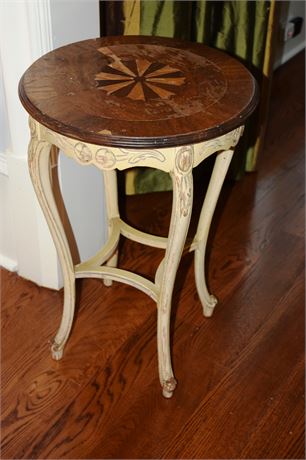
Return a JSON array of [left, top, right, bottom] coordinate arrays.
[[19, 35, 258, 148], [2, 51, 305, 459]]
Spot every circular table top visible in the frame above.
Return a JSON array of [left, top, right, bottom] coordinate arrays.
[[19, 36, 258, 149]]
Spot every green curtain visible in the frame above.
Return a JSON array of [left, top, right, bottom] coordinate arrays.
[[100, 0, 272, 193]]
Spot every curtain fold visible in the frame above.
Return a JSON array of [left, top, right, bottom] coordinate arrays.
[[100, 0, 276, 193]]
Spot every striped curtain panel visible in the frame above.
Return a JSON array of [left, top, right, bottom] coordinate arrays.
[[100, 0, 277, 194]]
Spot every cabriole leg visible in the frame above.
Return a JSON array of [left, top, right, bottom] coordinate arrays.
[[157, 148, 193, 398], [28, 135, 75, 360], [193, 149, 234, 317], [102, 170, 119, 286]]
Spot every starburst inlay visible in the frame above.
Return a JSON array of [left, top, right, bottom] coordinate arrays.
[[95, 47, 186, 101]]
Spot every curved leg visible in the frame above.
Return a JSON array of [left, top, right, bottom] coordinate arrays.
[[193, 149, 234, 317], [28, 135, 75, 360], [102, 170, 119, 286], [158, 164, 193, 398]]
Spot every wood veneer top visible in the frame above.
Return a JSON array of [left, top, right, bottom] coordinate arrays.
[[19, 36, 258, 148]]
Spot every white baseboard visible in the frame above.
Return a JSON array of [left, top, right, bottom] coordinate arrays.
[[280, 42, 306, 66], [275, 41, 306, 69], [0, 254, 18, 272]]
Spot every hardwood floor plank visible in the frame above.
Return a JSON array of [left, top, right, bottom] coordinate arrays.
[[86, 227, 304, 459], [240, 363, 305, 459], [161, 270, 305, 459]]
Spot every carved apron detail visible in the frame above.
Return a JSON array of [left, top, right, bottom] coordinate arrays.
[[199, 126, 243, 158], [36, 120, 168, 170]]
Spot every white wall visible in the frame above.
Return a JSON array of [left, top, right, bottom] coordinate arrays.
[[0, 58, 15, 270], [50, 0, 99, 49], [274, 1, 306, 68], [49, 0, 107, 264], [0, 0, 107, 288], [0, 59, 11, 154]]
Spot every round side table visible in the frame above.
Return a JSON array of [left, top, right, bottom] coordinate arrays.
[[19, 36, 258, 398]]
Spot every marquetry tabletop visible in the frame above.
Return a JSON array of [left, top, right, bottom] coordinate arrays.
[[19, 35, 258, 148]]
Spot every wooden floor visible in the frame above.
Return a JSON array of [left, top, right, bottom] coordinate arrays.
[[1, 52, 305, 459]]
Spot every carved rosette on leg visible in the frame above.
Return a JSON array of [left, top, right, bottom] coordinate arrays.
[[158, 145, 194, 398], [175, 146, 193, 217]]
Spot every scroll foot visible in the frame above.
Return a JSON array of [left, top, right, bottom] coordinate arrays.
[[162, 377, 177, 399], [51, 342, 64, 361], [203, 294, 218, 317]]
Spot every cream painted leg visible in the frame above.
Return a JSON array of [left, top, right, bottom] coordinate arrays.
[[193, 149, 234, 317], [158, 148, 193, 398], [102, 170, 119, 286], [28, 136, 75, 360]]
